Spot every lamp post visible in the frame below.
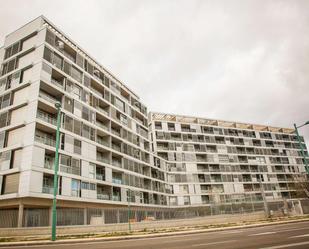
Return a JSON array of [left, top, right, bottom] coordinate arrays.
[[127, 188, 132, 233], [294, 121, 309, 175], [51, 102, 61, 241]]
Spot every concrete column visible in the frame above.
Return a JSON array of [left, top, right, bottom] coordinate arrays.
[[84, 208, 87, 225], [49, 206, 53, 226], [17, 203, 24, 228], [116, 210, 120, 223]]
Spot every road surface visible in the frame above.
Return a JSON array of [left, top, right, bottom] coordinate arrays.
[[3, 220, 309, 249]]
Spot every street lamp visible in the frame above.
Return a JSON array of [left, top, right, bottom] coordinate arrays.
[[51, 102, 61, 241], [293, 121, 309, 175], [127, 188, 132, 233]]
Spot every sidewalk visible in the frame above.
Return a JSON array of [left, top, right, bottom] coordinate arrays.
[[1, 216, 309, 247]]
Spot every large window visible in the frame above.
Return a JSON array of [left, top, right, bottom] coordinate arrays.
[[64, 97, 73, 113], [71, 179, 81, 197], [73, 139, 81, 155], [71, 66, 82, 83]]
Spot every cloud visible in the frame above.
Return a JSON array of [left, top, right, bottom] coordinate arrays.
[[1, 0, 309, 146]]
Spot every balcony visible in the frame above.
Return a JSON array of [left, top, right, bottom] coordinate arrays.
[[51, 77, 64, 89], [97, 193, 110, 200], [60, 165, 80, 176], [112, 159, 122, 167], [97, 155, 110, 164], [97, 137, 110, 147], [96, 106, 109, 116], [39, 91, 58, 105], [111, 128, 121, 137], [96, 121, 109, 131], [37, 109, 57, 126], [112, 143, 121, 152], [112, 195, 121, 201], [35, 135, 56, 147], [42, 186, 53, 194]]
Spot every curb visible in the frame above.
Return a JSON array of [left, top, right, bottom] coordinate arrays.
[[1, 218, 309, 247]]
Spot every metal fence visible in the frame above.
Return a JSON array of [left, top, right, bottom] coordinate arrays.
[[0, 200, 307, 228]]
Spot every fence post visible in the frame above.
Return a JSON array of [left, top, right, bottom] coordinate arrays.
[[17, 202, 24, 228]]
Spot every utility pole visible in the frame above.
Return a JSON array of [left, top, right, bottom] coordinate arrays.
[[51, 102, 61, 241]]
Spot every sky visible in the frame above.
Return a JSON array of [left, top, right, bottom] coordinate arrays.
[[0, 0, 309, 145]]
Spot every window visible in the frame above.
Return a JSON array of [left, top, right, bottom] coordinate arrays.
[[82, 106, 89, 121], [71, 179, 81, 197], [89, 163, 95, 179], [155, 122, 162, 130], [71, 66, 82, 83], [82, 124, 90, 139], [1, 93, 11, 109], [63, 60, 71, 76], [52, 53, 63, 69], [43, 47, 53, 63], [0, 112, 9, 128], [4, 42, 21, 60], [114, 97, 125, 112], [73, 119, 81, 135], [72, 84, 82, 99], [74, 139, 81, 154], [83, 75, 90, 88], [0, 131, 6, 149], [64, 115, 73, 132], [64, 97, 73, 113], [45, 29, 56, 46]]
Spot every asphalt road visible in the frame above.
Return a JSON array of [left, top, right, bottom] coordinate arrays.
[[3, 221, 309, 249]]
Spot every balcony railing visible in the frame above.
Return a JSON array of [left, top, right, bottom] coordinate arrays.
[[96, 122, 109, 131], [96, 106, 109, 116], [112, 143, 121, 152], [60, 165, 81, 176], [37, 109, 57, 126], [112, 195, 121, 201], [51, 78, 64, 89], [35, 135, 56, 147], [112, 160, 122, 167], [42, 186, 53, 194], [97, 193, 110, 200], [112, 178, 122, 184], [97, 137, 110, 147], [39, 91, 58, 104], [96, 174, 105, 181], [97, 156, 110, 164]]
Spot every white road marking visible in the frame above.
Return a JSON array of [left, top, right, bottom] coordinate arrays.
[[249, 232, 276, 236], [259, 241, 309, 249], [289, 233, 309, 238], [192, 239, 237, 247], [221, 230, 244, 234]]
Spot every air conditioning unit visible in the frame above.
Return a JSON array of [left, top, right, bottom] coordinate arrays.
[[57, 40, 64, 49]]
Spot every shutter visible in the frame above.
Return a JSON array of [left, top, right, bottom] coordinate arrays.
[[3, 173, 20, 194]]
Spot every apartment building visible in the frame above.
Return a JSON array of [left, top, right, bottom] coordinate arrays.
[[0, 16, 307, 228], [0, 16, 170, 227], [149, 113, 307, 208]]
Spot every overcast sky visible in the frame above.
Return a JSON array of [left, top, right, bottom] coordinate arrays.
[[1, 0, 309, 145]]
